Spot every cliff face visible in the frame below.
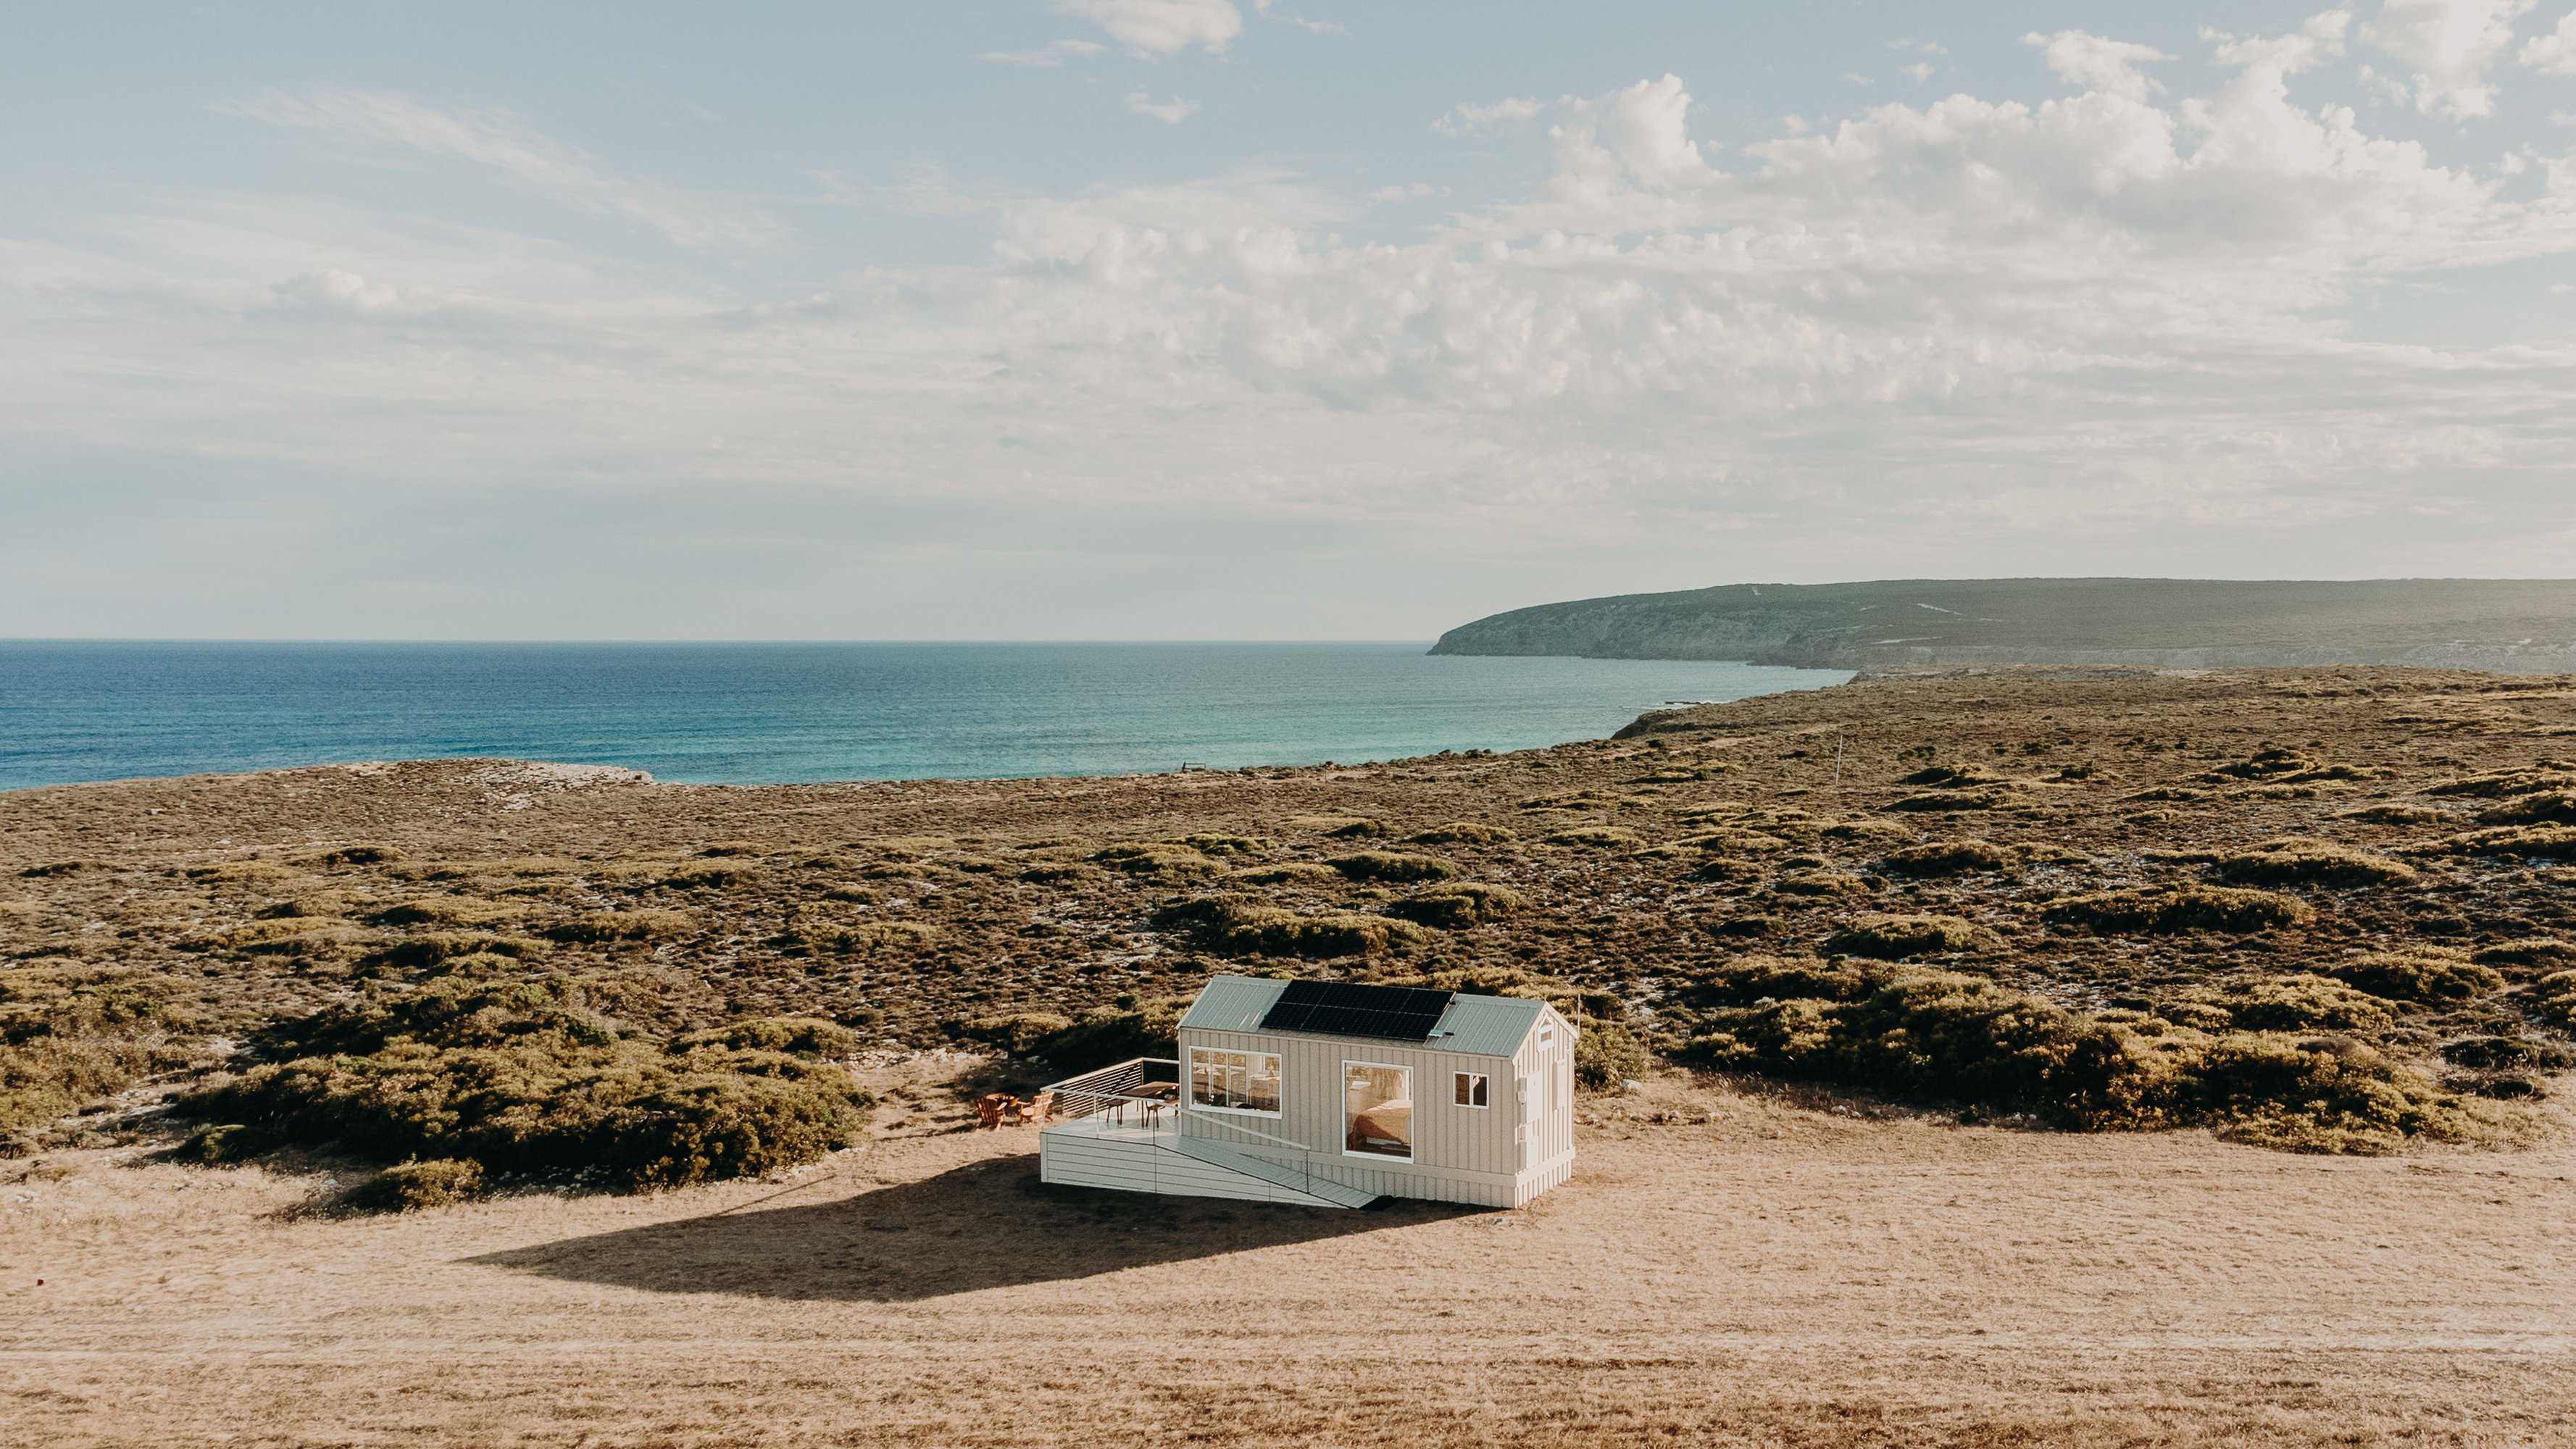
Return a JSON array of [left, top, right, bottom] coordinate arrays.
[[1428, 577, 2576, 673]]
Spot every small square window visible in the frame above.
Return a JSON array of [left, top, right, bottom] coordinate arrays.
[[1535, 1022, 1555, 1051], [1454, 1072, 1489, 1108]]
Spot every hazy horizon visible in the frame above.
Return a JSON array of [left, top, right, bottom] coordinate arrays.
[[11, 3, 2576, 640]]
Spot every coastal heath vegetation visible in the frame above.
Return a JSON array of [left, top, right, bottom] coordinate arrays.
[[6, 669, 2576, 1182]]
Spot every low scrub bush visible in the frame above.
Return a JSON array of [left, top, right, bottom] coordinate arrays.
[[2440, 1035, 2576, 1071], [1386, 881, 1527, 928], [2211, 840, 2418, 888], [1546, 827, 1643, 849], [1686, 828, 1792, 855], [1879, 840, 2017, 877], [370, 897, 523, 927], [1171, 834, 1267, 857], [1151, 896, 1427, 958], [2479, 790, 2576, 827], [1773, 872, 1872, 899], [173, 976, 873, 1192], [2472, 938, 2576, 970], [1090, 843, 1225, 880], [1228, 861, 1342, 886], [1574, 1020, 1650, 1090], [2323, 950, 2504, 1003], [958, 996, 1196, 1072], [1886, 788, 2017, 813], [1286, 817, 1388, 838], [2217, 974, 2396, 1033], [2439, 824, 2576, 859], [1327, 851, 1459, 884], [1825, 914, 1999, 959], [2045, 885, 2313, 935], [677, 1016, 861, 1058], [1406, 821, 1516, 845], [538, 909, 696, 945], [2335, 802, 2443, 824], [1677, 961, 2490, 1152], [1821, 819, 1914, 844], [2425, 769, 2576, 798], [773, 921, 936, 956], [361, 932, 544, 970], [2533, 972, 2576, 1033], [343, 1157, 486, 1213]]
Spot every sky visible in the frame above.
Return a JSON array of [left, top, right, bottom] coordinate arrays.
[[6, 1, 2575, 640]]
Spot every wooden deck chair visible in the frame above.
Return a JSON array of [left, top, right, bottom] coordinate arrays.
[[1016, 1090, 1054, 1127], [975, 1093, 1017, 1130]]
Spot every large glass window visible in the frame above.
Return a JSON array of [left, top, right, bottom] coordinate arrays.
[[1343, 1061, 1413, 1160], [1189, 1047, 1281, 1115]]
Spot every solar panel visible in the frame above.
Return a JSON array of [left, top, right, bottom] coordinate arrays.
[[1258, 980, 1454, 1043]]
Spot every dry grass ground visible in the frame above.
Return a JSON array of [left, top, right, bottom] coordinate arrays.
[[5, 1062, 2574, 1448]]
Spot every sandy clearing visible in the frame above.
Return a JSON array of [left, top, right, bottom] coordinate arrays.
[[4, 1072, 2574, 1447]]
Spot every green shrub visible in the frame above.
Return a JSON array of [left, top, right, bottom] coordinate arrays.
[[1573, 1020, 1649, 1090], [1327, 851, 1459, 884], [1685, 828, 1792, 855], [361, 933, 544, 970], [1880, 840, 2017, 877], [2045, 885, 2313, 935], [1090, 843, 1225, 879], [1172, 834, 1267, 857], [1773, 871, 1872, 899], [343, 1157, 486, 1212], [1151, 896, 1427, 957], [1406, 822, 1516, 845], [2219, 974, 2396, 1033], [2324, 951, 2504, 1003], [2440, 824, 2576, 859], [679, 1016, 862, 1058], [2472, 938, 2576, 970], [2426, 770, 2576, 798], [2477, 790, 2576, 825], [538, 909, 696, 944], [2533, 972, 2576, 1033], [172, 977, 872, 1193], [1677, 963, 2488, 1152], [2441, 1035, 2576, 1071], [2211, 841, 2418, 888], [1286, 816, 1388, 838], [1228, 862, 1342, 886], [1546, 827, 1642, 849], [1886, 789, 2012, 813], [1386, 882, 1527, 928], [1824, 914, 1999, 959], [370, 897, 523, 927], [959, 1011, 1077, 1056]]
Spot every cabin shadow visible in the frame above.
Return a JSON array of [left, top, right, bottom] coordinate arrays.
[[464, 1151, 1473, 1303]]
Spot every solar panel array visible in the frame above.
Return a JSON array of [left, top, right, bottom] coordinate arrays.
[[1258, 980, 1455, 1043]]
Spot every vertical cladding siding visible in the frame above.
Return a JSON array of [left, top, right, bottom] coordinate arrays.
[[1509, 1005, 1575, 1187], [1179, 1027, 1520, 1200]]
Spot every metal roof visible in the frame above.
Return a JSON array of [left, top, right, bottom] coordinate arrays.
[[1180, 974, 1549, 1058]]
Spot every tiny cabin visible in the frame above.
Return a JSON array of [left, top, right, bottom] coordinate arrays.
[[1038, 976, 1576, 1209]]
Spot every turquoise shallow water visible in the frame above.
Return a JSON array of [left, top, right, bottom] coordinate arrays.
[[0, 642, 1846, 792]]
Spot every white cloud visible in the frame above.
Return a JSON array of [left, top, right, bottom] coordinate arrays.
[[2024, 30, 2175, 102], [2364, 0, 2535, 117], [22, 8, 2576, 622], [1433, 96, 1548, 136], [2523, 9, 2576, 72], [214, 88, 784, 253], [1903, 62, 1937, 82], [1125, 91, 1201, 124], [1367, 182, 1449, 203], [1054, 0, 1241, 54], [978, 38, 1108, 67]]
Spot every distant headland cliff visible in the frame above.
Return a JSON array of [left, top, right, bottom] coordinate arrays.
[[1428, 577, 2576, 674]]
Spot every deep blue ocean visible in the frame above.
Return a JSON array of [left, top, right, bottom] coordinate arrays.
[[0, 642, 1845, 792]]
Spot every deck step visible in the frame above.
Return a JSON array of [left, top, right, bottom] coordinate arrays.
[[1168, 1137, 1380, 1209]]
